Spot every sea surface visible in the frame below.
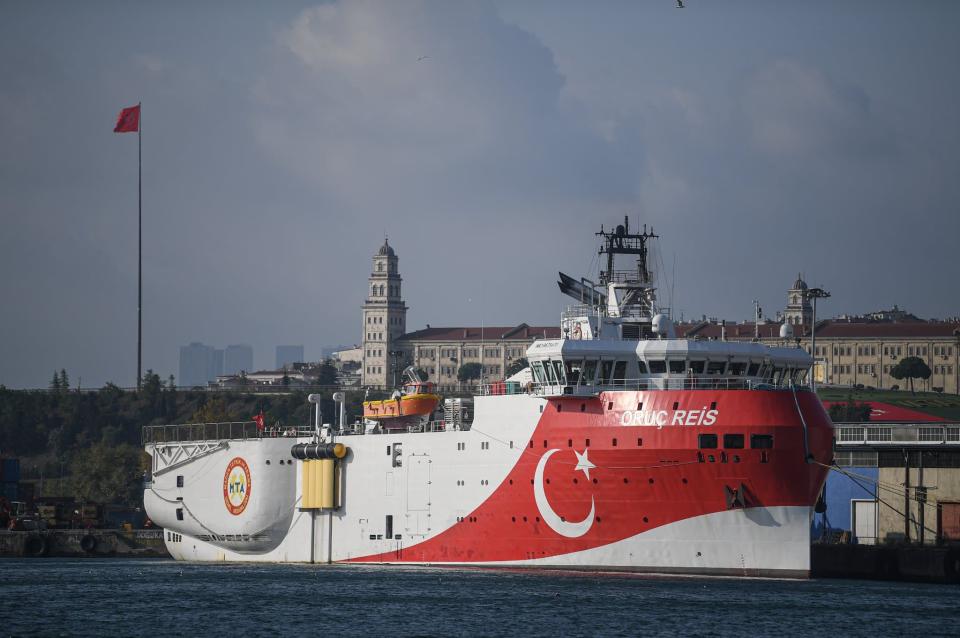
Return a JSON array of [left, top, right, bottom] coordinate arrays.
[[0, 558, 956, 637]]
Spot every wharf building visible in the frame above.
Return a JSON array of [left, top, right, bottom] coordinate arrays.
[[679, 276, 960, 396], [360, 240, 558, 388]]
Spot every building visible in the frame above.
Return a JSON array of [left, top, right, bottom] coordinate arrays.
[[361, 239, 408, 386], [224, 344, 254, 375], [678, 275, 960, 395], [359, 240, 559, 388], [276, 345, 305, 369], [178, 342, 220, 387]]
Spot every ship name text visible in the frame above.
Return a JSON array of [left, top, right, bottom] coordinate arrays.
[[619, 408, 719, 428]]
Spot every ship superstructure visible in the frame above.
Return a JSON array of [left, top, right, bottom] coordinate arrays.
[[143, 220, 833, 577]]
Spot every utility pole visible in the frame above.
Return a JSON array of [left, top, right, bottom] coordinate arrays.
[[805, 287, 831, 391]]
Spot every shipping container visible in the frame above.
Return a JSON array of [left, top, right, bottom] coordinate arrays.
[[1, 458, 20, 483]]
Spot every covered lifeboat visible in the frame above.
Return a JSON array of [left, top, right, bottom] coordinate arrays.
[[362, 367, 440, 420]]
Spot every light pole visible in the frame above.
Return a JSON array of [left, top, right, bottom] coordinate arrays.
[[389, 350, 404, 389], [806, 287, 831, 391]]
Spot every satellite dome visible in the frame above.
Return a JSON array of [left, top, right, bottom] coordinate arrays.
[[378, 238, 395, 257], [779, 323, 794, 339], [652, 314, 670, 337]]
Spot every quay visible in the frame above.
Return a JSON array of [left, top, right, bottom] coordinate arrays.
[[0, 529, 169, 558]]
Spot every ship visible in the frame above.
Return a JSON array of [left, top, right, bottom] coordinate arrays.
[[143, 219, 833, 577]]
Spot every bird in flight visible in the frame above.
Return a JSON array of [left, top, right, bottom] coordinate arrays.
[[417, 55, 430, 62], [677, 0, 685, 7]]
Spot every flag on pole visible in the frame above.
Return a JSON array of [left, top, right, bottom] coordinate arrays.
[[113, 104, 140, 133], [253, 409, 265, 433]]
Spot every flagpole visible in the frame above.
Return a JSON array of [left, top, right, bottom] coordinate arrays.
[[137, 102, 142, 391]]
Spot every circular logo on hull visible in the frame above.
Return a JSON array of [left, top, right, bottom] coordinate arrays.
[[223, 457, 251, 515]]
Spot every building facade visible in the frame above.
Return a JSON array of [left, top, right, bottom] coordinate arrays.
[[361, 240, 408, 386], [276, 345, 305, 369], [224, 344, 253, 375], [178, 342, 221, 387]]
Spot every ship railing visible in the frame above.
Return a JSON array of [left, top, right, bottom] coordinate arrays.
[[479, 376, 809, 397], [835, 423, 960, 446], [142, 421, 316, 445]]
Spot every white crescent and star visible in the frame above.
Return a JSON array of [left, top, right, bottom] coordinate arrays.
[[533, 448, 596, 538]]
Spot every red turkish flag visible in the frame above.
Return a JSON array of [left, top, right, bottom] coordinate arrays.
[[113, 104, 140, 133]]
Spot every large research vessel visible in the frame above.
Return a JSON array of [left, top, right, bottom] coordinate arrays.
[[144, 220, 833, 577]]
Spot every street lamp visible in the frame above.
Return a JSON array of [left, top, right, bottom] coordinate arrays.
[[805, 287, 831, 391], [389, 350, 405, 389]]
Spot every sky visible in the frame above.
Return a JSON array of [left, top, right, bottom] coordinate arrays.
[[1, 0, 958, 389]]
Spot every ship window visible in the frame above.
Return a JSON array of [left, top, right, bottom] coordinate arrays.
[[723, 434, 744, 449], [553, 360, 567, 385], [729, 361, 746, 376], [689, 360, 705, 374], [542, 361, 557, 384], [176, 475, 184, 488], [698, 433, 718, 449], [532, 361, 546, 384], [747, 362, 760, 376], [751, 434, 774, 449], [648, 360, 666, 374], [176, 508, 184, 521], [612, 361, 627, 385], [565, 359, 584, 385], [794, 369, 808, 384], [600, 360, 614, 384], [637, 360, 648, 374], [669, 360, 685, 374], [582, 360, 598, 385], [707, 361, 726, 375]]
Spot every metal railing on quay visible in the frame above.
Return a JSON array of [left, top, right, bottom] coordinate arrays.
[[835, 423, 960, 446]]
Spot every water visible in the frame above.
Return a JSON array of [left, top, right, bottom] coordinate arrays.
[[0, 559, 955, 637]]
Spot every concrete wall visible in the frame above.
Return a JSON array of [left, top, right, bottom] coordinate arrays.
[[878, 466, 960, 543]]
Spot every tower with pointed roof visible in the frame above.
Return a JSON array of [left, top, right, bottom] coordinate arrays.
[[361, 239, 408, 387], [784, 273, 813, 326]]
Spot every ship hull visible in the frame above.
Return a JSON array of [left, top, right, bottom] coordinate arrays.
[[145, 389, 832, 577]]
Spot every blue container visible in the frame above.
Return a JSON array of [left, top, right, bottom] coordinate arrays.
[[2, 482, 18, 501], [2, 459, 20, 483]]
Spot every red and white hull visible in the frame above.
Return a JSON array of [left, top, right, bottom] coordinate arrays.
[[145, 389, 832, 577]]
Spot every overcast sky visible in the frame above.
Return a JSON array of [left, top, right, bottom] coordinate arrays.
[[1, 0, 958, 389]]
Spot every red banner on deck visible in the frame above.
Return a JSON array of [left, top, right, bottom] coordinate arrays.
[[113, 104, 140, 133]]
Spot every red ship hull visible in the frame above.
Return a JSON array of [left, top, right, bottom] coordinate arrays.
[[347, 388, 833, 574]]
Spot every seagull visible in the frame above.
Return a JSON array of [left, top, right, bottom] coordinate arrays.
[[417, 56, 430, 62], [677, 0, 685, 7]]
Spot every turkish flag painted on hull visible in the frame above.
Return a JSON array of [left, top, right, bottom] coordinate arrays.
[[114, 105, 140, 132]]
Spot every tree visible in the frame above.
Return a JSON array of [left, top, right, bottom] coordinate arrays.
[[505, 357, 529, 378], [457, 362, 483, 382], [59, 369, 69, 390], [70, 442, 146, 507], [50, 372, 62, 392], [827, 393, 872, 422], [890, 356, 932, 394], [191, 396, 230, 423], [315, 361, 338, 386]]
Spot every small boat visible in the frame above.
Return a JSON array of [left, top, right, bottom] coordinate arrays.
[[362, 367, 440, 420]]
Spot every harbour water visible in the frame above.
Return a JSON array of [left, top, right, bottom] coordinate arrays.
[[0, 559, 956, 637]]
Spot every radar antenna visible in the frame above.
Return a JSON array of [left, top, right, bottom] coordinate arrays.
[[596, 216, 658, 286]]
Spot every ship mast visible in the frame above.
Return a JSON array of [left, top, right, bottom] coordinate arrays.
[[596, 216, 658, 286]]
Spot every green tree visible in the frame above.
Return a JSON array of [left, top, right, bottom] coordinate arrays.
[[59, 369, 69, 390], [50, 372, 62, 392], [191, 396, 230, 423], [505, 357, 529, 378], [315, 362, 338, 386], [827, 393, 872, 422], [890, 356, 932, 394], [70, 442, 146, 507], [457, 362, 483, 382]]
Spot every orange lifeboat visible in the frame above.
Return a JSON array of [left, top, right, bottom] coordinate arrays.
[[363, 376, 440, 421]]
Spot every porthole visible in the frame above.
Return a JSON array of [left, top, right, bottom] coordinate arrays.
[[573, 478, 578, 484], [623, 478, 629, 484], [672, 401, 679, 410], [607, 401, 613, 410], [265, 460, 271, 465], [682, 477, 688, 484], [648, 478, 654, 484], [580, 403, 586, 412], [643, 516, 649, 523], [592, 478, 598, 484]]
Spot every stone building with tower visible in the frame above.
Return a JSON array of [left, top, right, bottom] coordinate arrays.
[[360, 240, 558, 388]]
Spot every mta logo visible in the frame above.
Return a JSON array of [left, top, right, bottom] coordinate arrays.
[[229, 477, 246, 495]]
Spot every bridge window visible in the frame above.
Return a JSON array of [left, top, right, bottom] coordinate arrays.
[[689, 360, 705, 374], [669, 360, 685, 374], [542, 361, 557, 384], [600, 360, 614, 384], [582, 360, 598, 385], [698, 434, 718, 449], [751, 434, 774, 449], [565, 359, 584, 385], [648, 360, 666, 374], [552, 360, 566, 385], [707, 361, 726, 375], [612, 361, 627, 385], [747, 362, 760, 376], [729, 362, 746, 376], [531, 361, 546, 384], [637, 360, 648, 374], [723, 434, 744, 449]]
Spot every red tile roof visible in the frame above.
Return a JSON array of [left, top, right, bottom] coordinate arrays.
[[400, 324, 561, 342], [678, 320, 960, 340]]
